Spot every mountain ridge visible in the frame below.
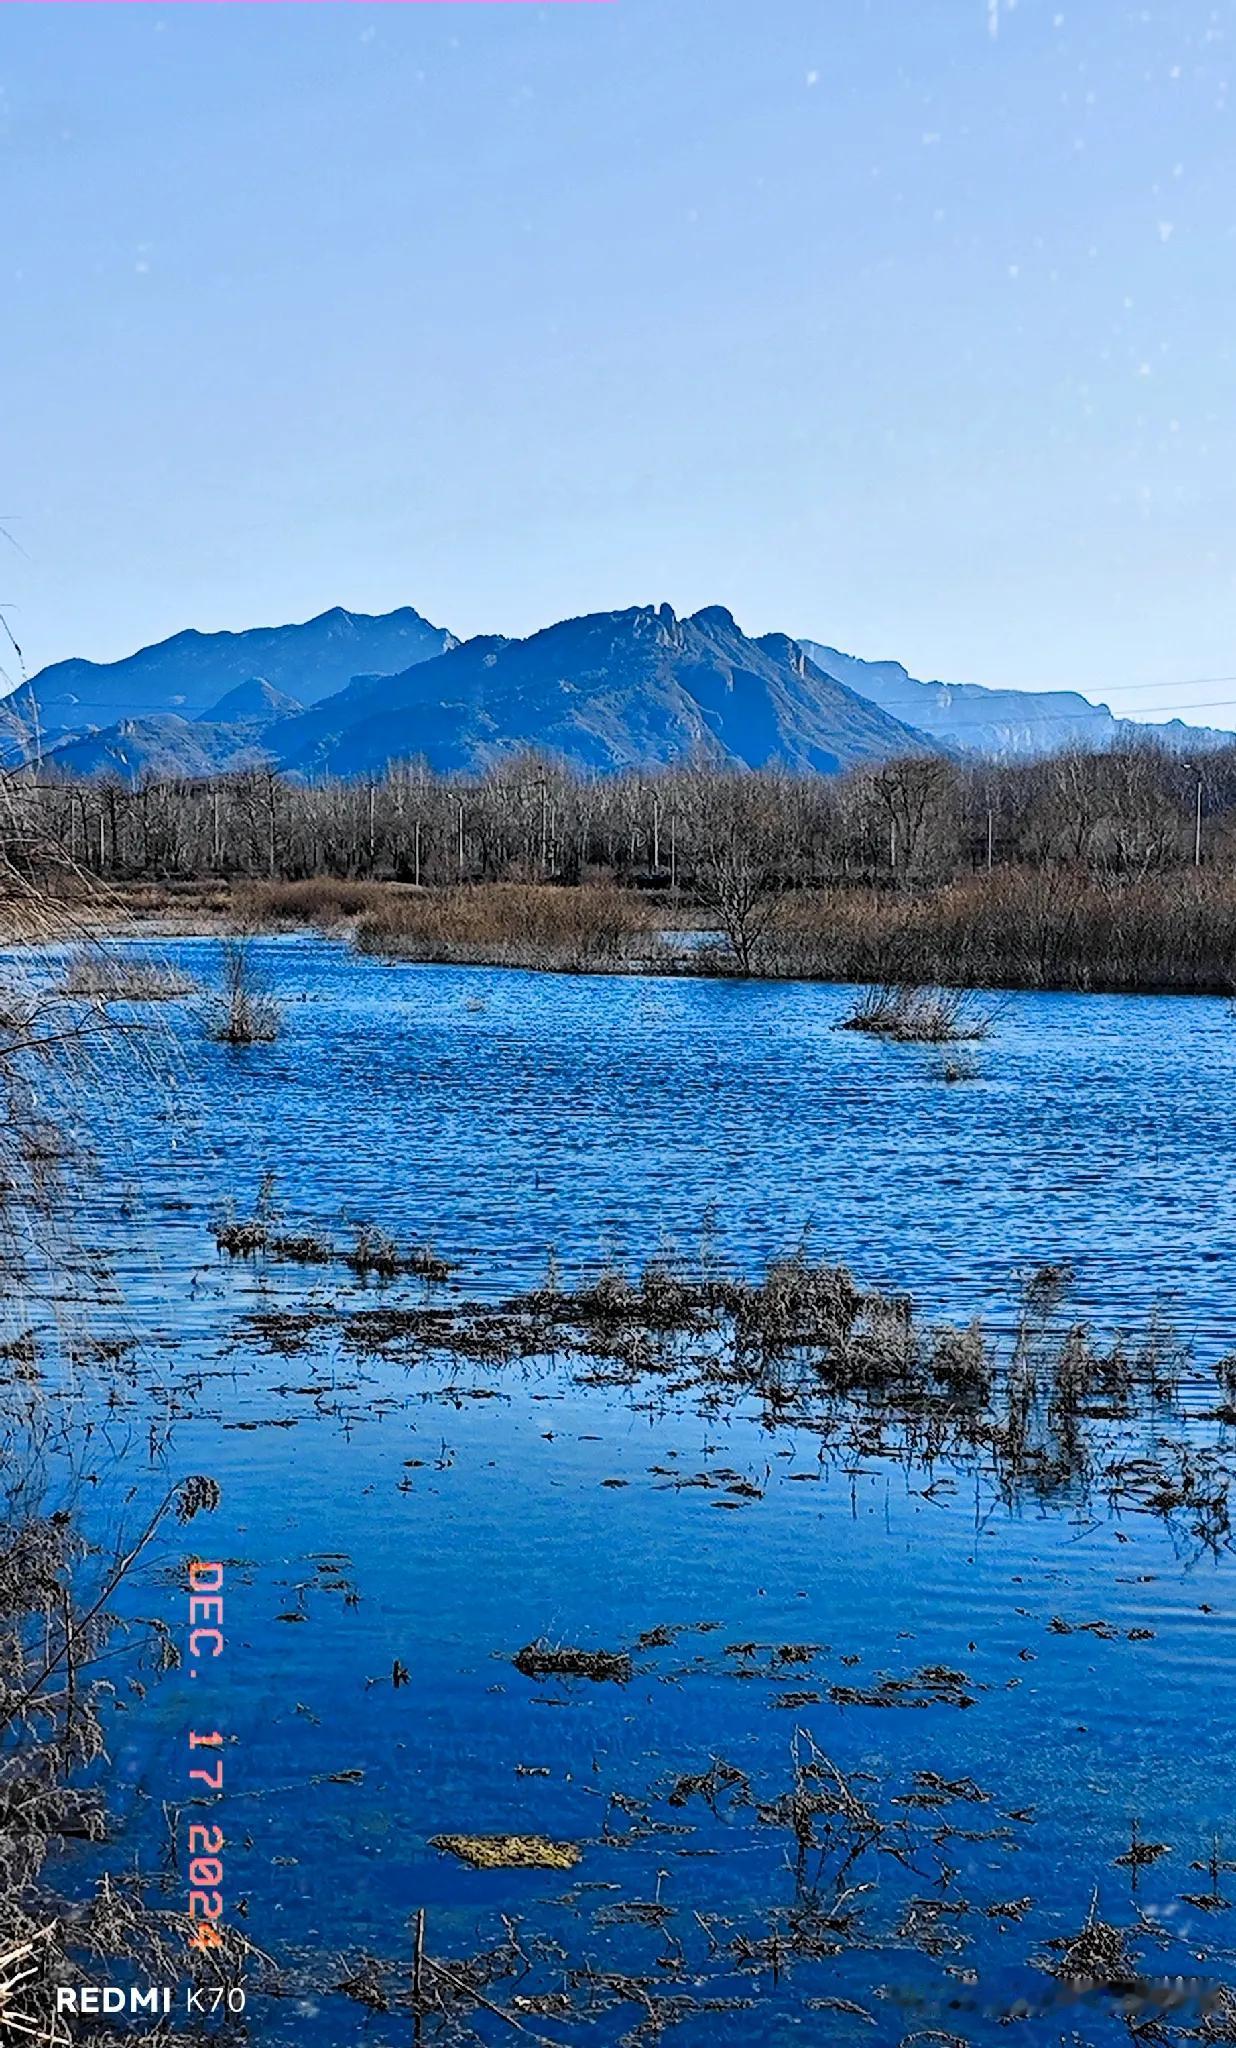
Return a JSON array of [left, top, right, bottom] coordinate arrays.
[[7, 602, 1232, 784], [798, 640, 1235, 757], [270, 603, 932, 779], [2, 605, 456, 753]]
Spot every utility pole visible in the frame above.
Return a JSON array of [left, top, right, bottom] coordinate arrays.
[[540, 781, 549, 875], [414, 818, 421, 888], [1195, 779, 1204, 868], [456, 799, 465, 881], [653, 796, 661, 873], [987, 807, 994, 873]]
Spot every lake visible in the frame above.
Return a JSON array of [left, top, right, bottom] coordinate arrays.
[[42, 934, 1236, 2046]]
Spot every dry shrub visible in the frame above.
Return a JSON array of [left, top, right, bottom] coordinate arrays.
[[841, 984, 993, 1043], [769, 867, 1236, 994], [355, 883, 661, 974], [204, 938, 281, 1044], [238, 876, 389, 926]]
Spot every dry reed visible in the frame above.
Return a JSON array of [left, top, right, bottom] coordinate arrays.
[[355, 883, 661, 974]]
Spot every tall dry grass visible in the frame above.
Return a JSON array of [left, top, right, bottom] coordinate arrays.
[[355, 882, 662, 974], [0, 847, 230, 2024], [764, 868, 1236, 994], [204, 936, 282, 1044], [237, 876, 389, 926], [30, 862, 1236, 994], [222, 867, 1236, 992], [840, 984, 994, 1042]]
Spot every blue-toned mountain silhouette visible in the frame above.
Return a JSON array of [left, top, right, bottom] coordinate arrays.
[[6, 600, 1232, 783], [798, 640, 1233, 757], [3, 605, 455, 759], [268, 604, 929, 779]]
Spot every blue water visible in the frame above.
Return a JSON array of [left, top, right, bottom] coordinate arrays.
[[40, 935, 1236, 2045]]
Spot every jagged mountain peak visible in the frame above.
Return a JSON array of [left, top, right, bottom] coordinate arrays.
[[21, 596, 1229, 788], [267, 601, 931, 782]]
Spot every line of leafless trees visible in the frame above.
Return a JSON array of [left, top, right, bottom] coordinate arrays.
[[2, 742, 1234, 895]]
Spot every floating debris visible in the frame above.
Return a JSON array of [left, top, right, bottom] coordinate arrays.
[[514, 1641, 632, 1685], [431, 1834, 582, 1871]]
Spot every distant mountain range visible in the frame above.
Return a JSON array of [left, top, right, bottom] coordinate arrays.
[[2, 605, 453, 739], [1, 602, 1229, 783], [797, 641, 1233, 758], [267, 605, 929, 778]]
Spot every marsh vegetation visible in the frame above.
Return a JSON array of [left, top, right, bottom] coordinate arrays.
[[212, 1209, 1236, 2045], [204, 937, 282, 1045], [232, 1237, 1231, 1547], [0, 868, 240, 2041], [353, 882, 660, 974], [2, 870, 1233, 2046], [11, 739, 1236, 989], [839, 984, 994, 1043]]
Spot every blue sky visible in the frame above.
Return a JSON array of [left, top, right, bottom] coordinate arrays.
[[2, 0, 1234, 721]]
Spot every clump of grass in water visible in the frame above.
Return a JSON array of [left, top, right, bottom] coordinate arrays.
[[514, 1640, 632, 1684], [841, 983, 993, 1044], [931, 1050, 982, 1084], [214, 1169, 279, 1256], [60, 948, 199, 1002], [213, 1178, 453, 1281], [1046, 1891, 1136, 1992], [204, 937, 281, 1046]]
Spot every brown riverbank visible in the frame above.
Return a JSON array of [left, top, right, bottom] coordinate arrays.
[[16, 867, 1235, 997]]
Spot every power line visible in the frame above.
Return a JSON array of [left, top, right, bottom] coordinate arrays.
[[1059, 673, 1236, 696], [916, 691, 1236, 727]]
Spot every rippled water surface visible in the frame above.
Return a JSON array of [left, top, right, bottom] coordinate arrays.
[[46, 936, 1236, 2045]]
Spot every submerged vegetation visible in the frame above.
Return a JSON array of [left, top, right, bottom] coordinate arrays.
[[210, 1212, 1236, 2044], [231, 1231, 1232, 1549]]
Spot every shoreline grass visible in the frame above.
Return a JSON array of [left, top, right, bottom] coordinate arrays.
[[59, 947, 199, 1002], [26, 866, 1236, 998], [352, 881, 662, 975]]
